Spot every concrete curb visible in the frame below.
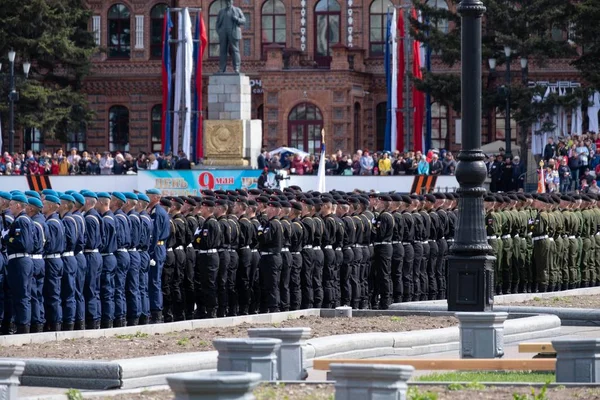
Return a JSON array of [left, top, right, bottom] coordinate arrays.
[[0, 309, 323, 347], [13, 315, 560, 390]]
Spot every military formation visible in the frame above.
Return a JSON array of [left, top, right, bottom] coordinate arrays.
[[485, 191, 600, 294], [0, 185, 591, 334]]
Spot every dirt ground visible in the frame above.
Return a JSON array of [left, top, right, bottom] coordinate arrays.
[[1, 315, 456, 360], [87, 384, 600, 400], [514, 294, 600, 309]]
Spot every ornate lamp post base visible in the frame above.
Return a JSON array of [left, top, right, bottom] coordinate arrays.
[[447, 255, 495, 312]]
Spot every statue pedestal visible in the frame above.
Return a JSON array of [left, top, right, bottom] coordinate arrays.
[[204, 74, 262, 167]]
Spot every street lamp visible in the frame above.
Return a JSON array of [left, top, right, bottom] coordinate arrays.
[[504, 46, 513, 159], [447, 0, 494, 312], [1, 50, 30, 154]]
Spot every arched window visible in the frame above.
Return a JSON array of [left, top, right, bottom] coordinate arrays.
[[288, 103, 324, 155], [261, 0, 286, 57], [426, 0, 449, 34], [151, 4, 168, 59], [108, 4, 131, 58], [151, 105, 163, 152], [209, 0, 227, 57], [109, 105, 130, 152], [376, 102, 387, 152], [431, 102, 449, 150], [369, 0, 393, 57], [314, 0, 341, 67]]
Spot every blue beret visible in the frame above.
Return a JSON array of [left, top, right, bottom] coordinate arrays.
[[0, 192, 11, 201], [97, 192, 111, 199], [25, 191, 41, 199], [12, 194, 28, 204], [81, 190, 98, 199], [124, 192, 138, 201], [56, 192, 65, 198], [10, 190, 22, 195], [137, 193, 150, 202], [42, 189, 58, 197], [112, 192, 126, 203], [60, 194, 75, 203], [72, 193, 85, 205], [27, 198, 43, 209], [45, 195, 61, 205], [65, 190, 76, 195], [146, 188, 161, 195]]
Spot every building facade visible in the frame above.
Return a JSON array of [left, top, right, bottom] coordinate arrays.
[[19, 0, 580, 156]]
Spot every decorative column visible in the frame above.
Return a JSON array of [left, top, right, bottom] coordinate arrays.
[[456, 312, 507, 358], [167, 371, 261, 400], [553, 339, 600, 383], [447, 0, 494, 312], [330, 363, 414, 400], [214, 338, 281, 381], [247, 327, 312, 381], [0, 360, 25, 400]]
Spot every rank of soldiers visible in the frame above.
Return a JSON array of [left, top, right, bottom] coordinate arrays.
[[0, 185, 586, 335]]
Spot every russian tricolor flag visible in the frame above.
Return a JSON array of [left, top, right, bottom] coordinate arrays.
[[192, 14, 208, 162], [161, 12, 173, 154]]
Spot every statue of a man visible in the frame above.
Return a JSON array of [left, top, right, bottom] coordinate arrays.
[[216, 0, 246, 73]]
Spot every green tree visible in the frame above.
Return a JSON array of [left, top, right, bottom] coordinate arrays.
[[0, 0, 96, 142], [572, 0, 600, 90], [411, 0, 578, 164]]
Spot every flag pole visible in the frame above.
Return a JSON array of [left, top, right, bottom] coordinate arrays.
[[318, 129, 326, 193]]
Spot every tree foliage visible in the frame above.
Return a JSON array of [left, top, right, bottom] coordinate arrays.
[[571, 0, 600, 90], [0, 0, 96, 141]]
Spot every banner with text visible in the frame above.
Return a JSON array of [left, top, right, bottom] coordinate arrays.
[[138, 170, 262, 196]]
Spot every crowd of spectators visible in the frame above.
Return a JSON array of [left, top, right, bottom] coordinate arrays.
[[535, 133, 600, 194], [257, 148, 458, 177], [0, 148, 193, 175]]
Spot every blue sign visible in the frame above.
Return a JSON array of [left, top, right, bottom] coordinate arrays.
[[139, 170, 262, 196]]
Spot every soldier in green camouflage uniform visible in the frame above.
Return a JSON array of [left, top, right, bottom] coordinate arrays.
[[485, 195, 502, 294], [574, 195, 584, 288], [515, 194, 529, 294], [581, 195, 595, 287], [524, 194, 535, 293], [592, 196, 600, 286], [532, 196, 551, 292], [499, 195, 513, 295]]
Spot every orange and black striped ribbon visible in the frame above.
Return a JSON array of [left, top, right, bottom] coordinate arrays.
[[410, 175, 438, 194], [26, 175, 52, 191]]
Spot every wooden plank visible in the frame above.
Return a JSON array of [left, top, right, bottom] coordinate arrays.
[[313, 358, 556, 371], [518, 343, 555, 353]]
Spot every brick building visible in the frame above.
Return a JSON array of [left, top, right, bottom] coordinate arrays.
[[19, 0, 580, 156]]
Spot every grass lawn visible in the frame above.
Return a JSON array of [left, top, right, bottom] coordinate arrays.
[[415, 371, 555, 383]]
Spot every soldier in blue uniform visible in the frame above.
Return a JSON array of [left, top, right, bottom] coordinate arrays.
[[0, 192, 15, 334], [146, 188, 170, 324], [5, 194, 35, 333], [81, 191, 102, 329], [59, 194, 79, 331], [26, 197, 47, 333], [42, 195, 65, 331], [96, 192, 118, 328], [136, 193, 153, 325], [124, 192, 142, 326], [111, 192, 131, 327], [70, 193, 87, 330]]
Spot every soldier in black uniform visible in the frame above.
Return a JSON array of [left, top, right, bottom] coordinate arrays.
[[401, 195, 415, 302], [373, 195, 394, 309], [289, 201, 304, 310], [390, 194, 405, 303], [425, 194, 439, 300], [214, 199, 231, 317], [249, 197, 267, 313], [410, 195, 425, 302], [170, 197, 188, 321], [358, 196, 373, 308], [331, 198, 345, 307], [278, 201, 293, 311], [311, 198, 325, 308], [258, 201, 283, 313], [182, 197, 198, 319], [337, 199, 356, 307], [320, 197, 338, 308], [226, 197, 240, 316], [348, 197, 363, 309], [161, 198, 177, 322], [193, 199, 222, 319], [235, 197, 254, 316], [418, 197, 432, 301], [300, 198, 315, 309], [434, 193, 449, 300]]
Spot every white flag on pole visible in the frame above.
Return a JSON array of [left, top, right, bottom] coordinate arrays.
[[181, 8, 194, 159], [317, 129, 326, 193]]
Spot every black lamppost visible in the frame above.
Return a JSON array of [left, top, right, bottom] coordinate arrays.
[[503, 46, 513, 159], [1, 50, 31, 154], [447, 0, 494, 312]]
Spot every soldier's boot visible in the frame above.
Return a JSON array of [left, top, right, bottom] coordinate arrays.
[[100, 319, 113, 329], [217, 307, 227, 318], [539, 284, 548, 293], [62, 322, 75, 331], [239, 305, 249, 316], [74, 320, 85, 331], [45, 322, 61, 332], [127, 318, 139, 327], [227, 305, 238, 317], [30, 323, 44, 333], [511, 284, 519, 295], [518, 282, 526, 293], [149, 311, 163, 324], [561, 283, 569, 291], [16, 324, 30, 334], [207, 308, 217, 319], [138, 315, 148, 325], [194, 307, 207, 319], [582, 281, 589, 288], [1, 321, 15, 335]]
